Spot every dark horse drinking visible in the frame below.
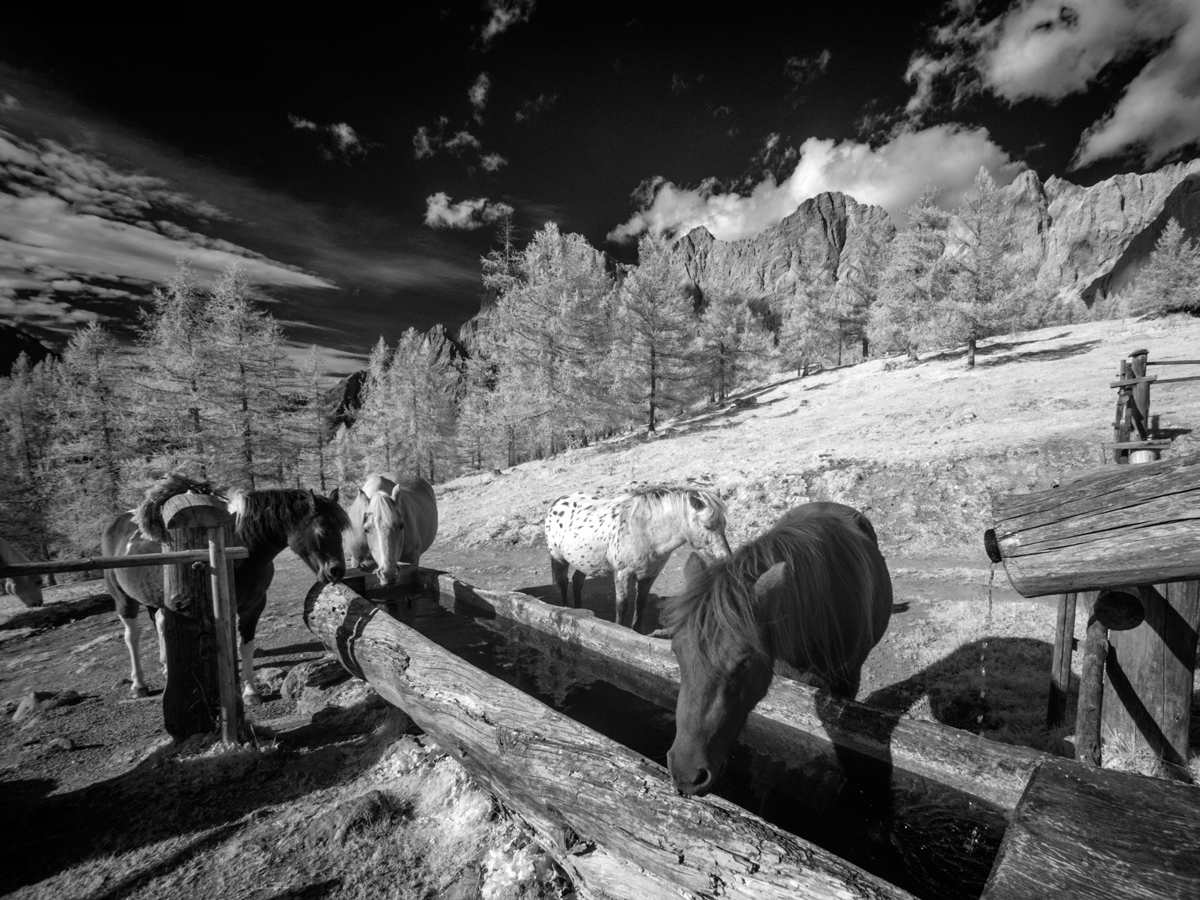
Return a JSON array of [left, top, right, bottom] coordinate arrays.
[[102, 474, 348, 702], [662, 501, 893, 796]]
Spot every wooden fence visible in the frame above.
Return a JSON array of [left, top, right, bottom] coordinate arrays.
[[0, 495, 247, 743]]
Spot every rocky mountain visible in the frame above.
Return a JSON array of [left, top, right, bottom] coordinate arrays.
[[0, 324, 58, 377], [668, 159, 1200, 311], [671, 192, 895, 304]]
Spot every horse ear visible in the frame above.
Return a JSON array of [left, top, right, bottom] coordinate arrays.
[[683, 551, 707, 585], [754, 562, 789, 604], [328, 487, 339, 503], [688, 491, 705, 511], [391, 484, 403, 502], [358, 488, 370, 503]]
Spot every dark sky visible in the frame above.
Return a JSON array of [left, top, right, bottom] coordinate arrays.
[[1, 1, 1197, 377]]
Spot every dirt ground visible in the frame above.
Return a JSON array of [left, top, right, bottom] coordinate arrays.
[[3, 314, 1200, 898]]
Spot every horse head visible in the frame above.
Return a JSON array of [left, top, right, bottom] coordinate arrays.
[[666, 552, 779, 797], [3, 574, 43, 608], [287, 487, 347, 584], [360, 486, 406, 586], [684, 490, 732, 561]]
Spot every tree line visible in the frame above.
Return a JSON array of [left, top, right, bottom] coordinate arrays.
[[3, 168, 1196, 566]]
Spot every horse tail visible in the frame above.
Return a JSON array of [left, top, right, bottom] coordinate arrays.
[[133, 473, 222, 545]]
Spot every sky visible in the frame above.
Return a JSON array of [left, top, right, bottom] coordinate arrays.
[[1, 0, 1198, 378]]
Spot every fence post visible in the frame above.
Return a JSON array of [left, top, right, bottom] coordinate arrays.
[[160, 494, 244, 743]]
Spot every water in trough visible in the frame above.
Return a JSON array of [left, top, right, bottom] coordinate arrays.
[[374, 587, 1002, 900]]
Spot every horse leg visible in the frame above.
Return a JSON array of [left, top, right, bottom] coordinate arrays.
[[550, 555, 570, 606], [630, 576, 656, 634], [238, 591, 268, 705], [153, 609, 168, 678], [120, 616, 149, 698], [571, 570, 586, 609], [614, 571, 637, 627]]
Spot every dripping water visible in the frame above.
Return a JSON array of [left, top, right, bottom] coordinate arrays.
[[978, 563, 997, 729]]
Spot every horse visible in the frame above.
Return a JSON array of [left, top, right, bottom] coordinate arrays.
[[0, 536, 43, 607], [344, 473, 438, 586], [544, 486, 732, 632], [102, 474, 347, 701], [662, 501, 893, 796]]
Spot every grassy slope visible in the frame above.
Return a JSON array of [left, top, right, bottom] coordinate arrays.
[[436, 316, 1200, 560]]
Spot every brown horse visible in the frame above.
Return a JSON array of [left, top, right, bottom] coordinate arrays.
[[662, 501, 893, 796], [102, 474, 347, 701]]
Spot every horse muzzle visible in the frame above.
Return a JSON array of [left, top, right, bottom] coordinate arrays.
[[323, 562, 346, 584], [667, 746, 719, 797]]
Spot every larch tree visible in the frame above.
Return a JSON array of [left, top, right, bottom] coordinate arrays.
[[206, 266, 293, 488], [353, 336, 403, 475], [53, 323, 134, 554], [694, 287, 775, 402], [942, 167, 1038, 367], [135, 261, 219, 480], [388, 327, 459, 482], [869, 188, 951, 360], [611, 233, 697, 432], [0, 353, 61, 564], [1125, 218, 1200, 316]]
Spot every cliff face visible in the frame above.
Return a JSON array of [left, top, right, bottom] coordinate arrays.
[[669, 160, 1200, 309], [672, 192, 896, 302]]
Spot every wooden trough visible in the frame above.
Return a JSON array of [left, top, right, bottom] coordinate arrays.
[[305, 580, 917, 900]]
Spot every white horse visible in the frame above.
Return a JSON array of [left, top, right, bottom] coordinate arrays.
[[345, 474, 439, 586], [545, 486, 731, 632], [1, 536, 43, 607]]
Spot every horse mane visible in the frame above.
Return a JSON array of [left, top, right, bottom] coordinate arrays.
[[229, 488, 351, 547], [620, 485, 727, 527], [660, 514, 878, 676], [366, 491, 400, 531], [133, 473, 222, 545], [0, 536, 30, 565]]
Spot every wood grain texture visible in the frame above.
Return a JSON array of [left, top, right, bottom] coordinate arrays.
[[990, 451, 1200, 596], [423, 572, 1047, 814], [0, 547, 248, 579], [981, 758, 1200, 900], [305, 581, 916, 900]]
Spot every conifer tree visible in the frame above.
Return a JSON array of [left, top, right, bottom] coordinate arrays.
[[869, 189, 950, 360], [1126, 218, 1200, 316], [611, 233, 697, 431], [0, 353, 60, 563], [694, 288, 775, 402]]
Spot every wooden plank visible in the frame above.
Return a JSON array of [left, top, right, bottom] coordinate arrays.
[[1073, 613, 1107, 767], [1046, 592, 1079, 730], [0, 547, 248, 579], [1102, 440, 1172, 450], [980, 758, 1200, 900], [1153, 374, 1200, 384], [1108, 375, 1158, 387], [424, 572, 1048, 814], [988, 451, 1200, 596], [304, 581, 916, 900], [1146, 359, 1200, 366]]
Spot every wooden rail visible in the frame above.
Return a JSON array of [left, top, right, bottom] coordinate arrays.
[[0, 547, 248, 579]]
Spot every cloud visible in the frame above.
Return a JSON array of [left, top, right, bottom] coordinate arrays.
[[424, 193, 514, 230], [671, 72, 705, 94], [480, 153, 508, 172], [607, 125, 1022, 243], [1, 94, 20, 111], [445, 130, 482, 155], [784, 49, 832, 87], [515, 92, 558, 122], [481, 0, 536, 44], [289, 114, 367, 161], [470, 73, 491, 121], [907, 0, 1199, 166]]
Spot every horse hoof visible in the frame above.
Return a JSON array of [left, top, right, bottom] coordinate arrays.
[[244, 692, 264, 706], [132, 686, 149, 699]]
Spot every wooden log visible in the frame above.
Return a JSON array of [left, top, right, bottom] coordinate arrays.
[[422, 571, 1048, 814], [980, 758, 1200, 900], [1046, 592, 1079, 731], [0, 547, 248, 579], [305, 581, 916, 900], [1073, 614, 1107, 767], [985, 451, 1200, 596], [161, 495, 245, 743]]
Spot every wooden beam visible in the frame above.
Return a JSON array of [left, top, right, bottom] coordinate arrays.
[[423, 571, 1047, 814], [986, 451, 1200, 597], [0, 547, 248, 579], [1102, 440, 1173, 450], [980, 759, 1200, 900], [1108, 375, 1157, 387], [305, 581, 916, 900]]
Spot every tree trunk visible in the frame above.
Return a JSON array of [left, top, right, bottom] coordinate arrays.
[[967, 336, 977, 368], [304, 582, 915, 900]]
